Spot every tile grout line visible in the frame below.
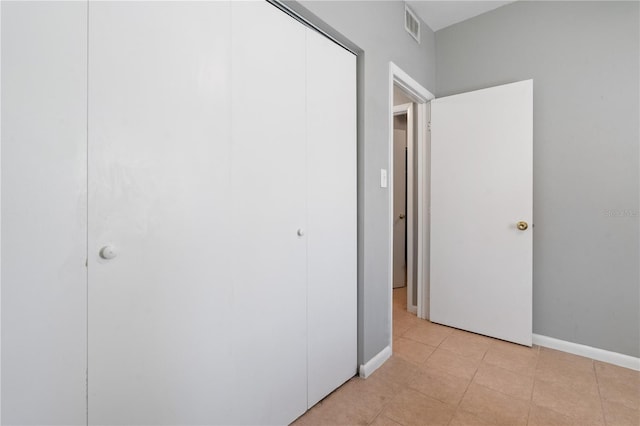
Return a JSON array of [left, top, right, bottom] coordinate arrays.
[[455, 342, 542, 424], [395, 335, 455, 425], [374, 382, 407, 426], [365, 405, 387, 426], [390, 296, 553, 426], [593, 360, 609, 426], [444, 349, 485, 426], [366, 355, 416, 426], [414, 329, 542, 411], [530, 348, 609, 424], [468, 364, 538, 406], [371, 372, 407, 426], [525, 344, 541, 426]]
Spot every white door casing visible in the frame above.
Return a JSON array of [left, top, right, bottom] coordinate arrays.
[[430, 80, 533, 346], [388, 64, 435, 334]]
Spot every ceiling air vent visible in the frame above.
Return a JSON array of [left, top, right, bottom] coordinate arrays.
[[404, 4, 420, 44]]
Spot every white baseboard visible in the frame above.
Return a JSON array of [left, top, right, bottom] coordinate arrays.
[[359, 345, 391, 378], [533, 334, 640, 371]]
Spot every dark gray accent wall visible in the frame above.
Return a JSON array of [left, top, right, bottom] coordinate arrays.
[[296, 1, 436, 365], [436, 1, 639, 357]]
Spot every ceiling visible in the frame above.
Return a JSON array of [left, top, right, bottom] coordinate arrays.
[[406, 1, 516, 32]]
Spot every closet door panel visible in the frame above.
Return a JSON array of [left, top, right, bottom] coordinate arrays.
[[88, 3, 233, 424], [231, 2, 308, 424], [1, 3, 88, 424], [306, 30, 358, 407]]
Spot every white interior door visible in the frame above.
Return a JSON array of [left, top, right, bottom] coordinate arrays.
[[230, 1, 308, 424], [306, 27, 357, 408], [430, 80, 533, 346], [88, 3, 236, 424]]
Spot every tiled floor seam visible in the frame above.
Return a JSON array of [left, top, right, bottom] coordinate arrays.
[[378, 388, 407, 426], [366, 403, 392, 426], [526, 352, 607, 426], [525, 343, 541, 425], [473, 363, 535, 400], [379, 379, 403, 425], [445, 359, 482, 425], [376, 367, 419, 426], [530, 398, 606, 426], [592, 359, 608, 426]]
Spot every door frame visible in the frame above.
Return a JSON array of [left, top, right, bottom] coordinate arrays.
[[388, 63, 434, 346]]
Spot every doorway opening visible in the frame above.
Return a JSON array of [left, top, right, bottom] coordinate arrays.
[[388, 63, 434, 347], [392, 95, 415, 313]]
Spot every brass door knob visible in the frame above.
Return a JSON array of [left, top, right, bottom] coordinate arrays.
[[517, 221, 528, 231]]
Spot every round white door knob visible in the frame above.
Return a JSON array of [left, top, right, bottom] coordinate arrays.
[[297, 229, 305, 237], [99, 245, 117, 260]]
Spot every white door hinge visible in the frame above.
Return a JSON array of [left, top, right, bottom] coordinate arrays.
[[427, 121, 431, 131]]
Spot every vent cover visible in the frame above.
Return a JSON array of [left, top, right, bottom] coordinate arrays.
[[404, 5, 420, 44]]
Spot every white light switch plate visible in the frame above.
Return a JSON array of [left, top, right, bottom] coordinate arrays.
[[380, 169, 388, 188]]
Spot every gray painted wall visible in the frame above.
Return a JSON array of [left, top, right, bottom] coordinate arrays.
[[436, 1, 639, 357], [295, 1, 436, 364]]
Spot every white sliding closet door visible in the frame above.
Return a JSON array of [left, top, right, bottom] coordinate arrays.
[[88, 3, 234, 424], [1, 3, 88, 424], [230, 2, 308, 424], [1, 1, 355, 424], [306, 29, 357, 408]]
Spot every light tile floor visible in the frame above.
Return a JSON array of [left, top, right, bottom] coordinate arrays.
[[293, 287, 640, 426]]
